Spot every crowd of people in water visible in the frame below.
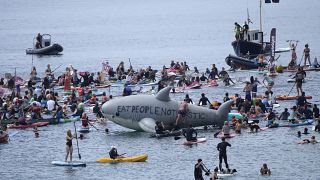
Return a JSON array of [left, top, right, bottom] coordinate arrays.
[[0, 56, 319, 179]]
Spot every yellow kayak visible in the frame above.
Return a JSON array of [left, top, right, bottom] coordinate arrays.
[[96, 154, 148, 163]]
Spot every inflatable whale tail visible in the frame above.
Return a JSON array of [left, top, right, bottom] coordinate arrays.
[[216, 100, 234, 127]]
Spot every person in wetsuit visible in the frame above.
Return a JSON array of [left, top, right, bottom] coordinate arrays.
[[198, 93, 211, 106], [109, 146, 124, 159], [217, 137, 231, 171], [65, 129, 74, 162], [260, 163, 271, 176], [296, 91, 308, 107], [184, 94, 193, 104], [183, 125, 197, 141], [194, 159, 210, 180]]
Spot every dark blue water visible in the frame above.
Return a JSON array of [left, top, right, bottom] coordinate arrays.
[[0, 0, 320, 179]]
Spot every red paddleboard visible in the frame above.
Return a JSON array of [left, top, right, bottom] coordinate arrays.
[[8, 122, 49, 129], [276, 95, 312, 100], [183, 137, 207, 145]]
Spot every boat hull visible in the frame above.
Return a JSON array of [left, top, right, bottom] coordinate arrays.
[[225, 54, 267, 70], [26, 44, 63, 55]]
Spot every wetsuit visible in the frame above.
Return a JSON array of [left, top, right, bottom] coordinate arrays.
[[155, 124, 165, 134], [198, 97, 210, 106], [296, 95, 307, 107], [184, 97, 193, 104], [194, 163, 206, 180], [109, 149, 119, 159], [183, 128, 197, 141], [217, 141, 231, 171]]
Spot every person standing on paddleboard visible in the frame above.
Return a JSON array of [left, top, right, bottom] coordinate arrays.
[[217, 137, 231, 172], [65, 130, 74, 162], [194, 159, 210, 180], [303, 44, 311, 67], [295, 67, 306, 96]]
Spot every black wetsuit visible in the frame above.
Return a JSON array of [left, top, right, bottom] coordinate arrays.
[[184, 97, 193, 104], [183, 128, 197, 141], [198, 97, 210, 106], [217, 141, 231, 171], [297, 96, 307, 107], [155, 124, 165, 134], [109, 149, 119, 159], [194, 163, 206, 180], [199, 75, 207, 82]]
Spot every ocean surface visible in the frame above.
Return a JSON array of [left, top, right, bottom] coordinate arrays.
[[0, 0, 320, 179]]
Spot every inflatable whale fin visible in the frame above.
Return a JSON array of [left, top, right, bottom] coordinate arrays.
[[216, 100, 234, 127], [155, 86, 172, 102], [138, 118, 156, 133]]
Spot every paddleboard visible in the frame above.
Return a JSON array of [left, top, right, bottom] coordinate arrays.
[[183, 137, 206, 145], [78, 127, 90, 133], [217, 132, 236, 138], [51, 161, 86, 167]]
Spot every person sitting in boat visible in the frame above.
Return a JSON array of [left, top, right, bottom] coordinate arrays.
[[279, 108, 290, 120], [298, 136, 318, 144], [72, 102, 84, 117], [109, 146, 124, 159], [221, 121, 231, 136], [288, 106, 301, 123], [36, 33, 42, 48], [311, 57, 320, 68], [81, 113, 89, 128], [52, 106, 64, 123], [249, 106, 256, 118], [183, 125, 197, 142], [260, 163, 271, 176]]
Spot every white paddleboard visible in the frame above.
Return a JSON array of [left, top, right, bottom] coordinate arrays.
[[51, 161, 86, 167]]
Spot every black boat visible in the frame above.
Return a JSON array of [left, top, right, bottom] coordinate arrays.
[[26, 34, 63, 55], [225, 54, 267, 70]]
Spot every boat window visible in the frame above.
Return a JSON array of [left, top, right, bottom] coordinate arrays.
[[255, 33, 258, 40], [248, 35, 250, 41]]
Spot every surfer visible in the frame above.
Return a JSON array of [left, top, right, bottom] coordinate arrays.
[[194, 159, 210, 180], [109, 146, 124, 159], [65, 129, 74, 162], [182, 125, 197, 142], [198, 93, 211, 106], [217, 137, 231, 172], [260, 163, 271, 176]]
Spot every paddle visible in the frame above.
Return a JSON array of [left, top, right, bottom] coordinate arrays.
[[214, 130, 221, 138], [287, 81, 296, 96], [73, 122, 81, 160], [88, 120, 99, 131]]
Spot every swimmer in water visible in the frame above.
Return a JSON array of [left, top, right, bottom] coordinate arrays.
[[260, 163, 271, 176]]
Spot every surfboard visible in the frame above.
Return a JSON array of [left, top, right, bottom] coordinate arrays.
[[217, 132, 236, 138], [183, 137, 206, 145], [51, 161, 86, 167]]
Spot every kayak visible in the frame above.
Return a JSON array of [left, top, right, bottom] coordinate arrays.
[[183, 137, 207, 145], [51, 161, 86, 167], [94, 84, 111, 89], [276, 95, 312, 100], [217, 132, 236, 138], [78, 126, 90, 133], [278, 119, 314, 127], [149, 131, 181, 138], [8, 122, 49, 129], [96, 154, 148, 163]]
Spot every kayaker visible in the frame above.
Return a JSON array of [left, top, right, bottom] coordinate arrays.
[[194, 159, 210, 180], [279, 108, 290, 120], [295, 67, 306, 96], [81, 113, 89, 128], [109, 146, 124, 159], [65, 129, 74, 162], [174, 99, 188, 129], [182, 125, 197, 142], [217, 137, 231, 172], [221, 121, 231, 136], [198, 93, 211, 106], [260, 163, 271, 176]]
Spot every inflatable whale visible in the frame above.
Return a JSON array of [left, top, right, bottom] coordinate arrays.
[[101, 87, 234, 132]]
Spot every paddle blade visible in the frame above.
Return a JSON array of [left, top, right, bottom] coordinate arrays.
[[174, 136, 181, 140], [78, 154, 81, 160]]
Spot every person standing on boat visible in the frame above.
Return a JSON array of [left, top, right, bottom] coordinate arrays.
[[303, 44, 311, 67], [295, 67, 306, 96], [234, 22, 242, 40], [65, 129, 74, 162], [243, 21, 249, 34], [36, 33, 42, 48]]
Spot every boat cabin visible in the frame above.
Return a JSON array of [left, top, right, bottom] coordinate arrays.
[[40, 34, 51, 47], [242, 29, 263, 44]]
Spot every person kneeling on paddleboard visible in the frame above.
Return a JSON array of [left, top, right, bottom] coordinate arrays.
[[217, 137, 231, 172], [109, 146, 124, 159], [260, 163, 271, 176], [183, 125, 197, 142]]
